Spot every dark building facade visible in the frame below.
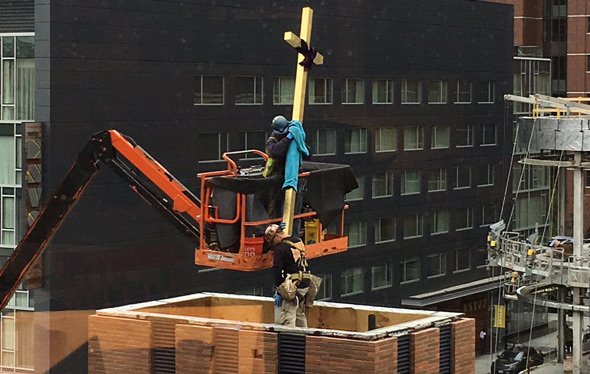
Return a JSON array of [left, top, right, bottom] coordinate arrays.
[[0, 0, 513, 372]]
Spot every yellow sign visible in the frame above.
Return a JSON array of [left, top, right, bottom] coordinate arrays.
[[493, 304, 506, 329]]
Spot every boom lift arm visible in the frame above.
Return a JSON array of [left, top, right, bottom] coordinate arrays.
[[0, 129, 355, 311], [0, 129, 203, 310]]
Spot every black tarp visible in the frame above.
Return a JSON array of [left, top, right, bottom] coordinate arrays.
[[208, 161, 357, 230]]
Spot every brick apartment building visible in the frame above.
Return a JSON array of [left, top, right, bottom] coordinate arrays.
[[0, 0, 512, 372]]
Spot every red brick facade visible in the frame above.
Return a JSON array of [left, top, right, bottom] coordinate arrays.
[[451, 318, 476, 374], [485, 0, 543, 47], [567, 0, 590, 96], [88, 313, 475, 374]]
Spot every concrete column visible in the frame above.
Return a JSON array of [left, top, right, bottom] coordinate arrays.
[[572, 151, 584, 374]]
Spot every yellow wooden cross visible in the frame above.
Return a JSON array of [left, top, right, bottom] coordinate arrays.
[[281, 7, 324, 236]]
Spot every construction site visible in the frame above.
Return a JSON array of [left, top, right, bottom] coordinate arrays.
[[485, 94, 590, 374]]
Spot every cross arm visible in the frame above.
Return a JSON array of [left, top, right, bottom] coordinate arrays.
[[284, 31, 324, 66]]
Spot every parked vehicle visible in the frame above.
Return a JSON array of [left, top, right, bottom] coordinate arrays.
[[491, 346, 544, 374]]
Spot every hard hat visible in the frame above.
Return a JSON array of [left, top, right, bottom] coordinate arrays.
[[264, 224, 280, 242], [271, 115, 289, 134]]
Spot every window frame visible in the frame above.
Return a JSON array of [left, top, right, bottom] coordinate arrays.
[[346, 220, 367, 248], [372, 171, 394, 198], [234, 76, 263, 105], [371, 261, 394, 290], [428, 168, 447, 192], [313, 128, 337, 155], [454, 80, 472, 104], [346, 175, 365, 201], [316, 273, 332, 300], [453, 249, 471, 273], [272, 76, 294, 105], [372, 79, 394, 104], [375, 216, 396, 243], [431, 125, 450, 149], [431, 210, 450, 235], [342, 78, 365, 105], [427, 253, 447, 279], [194, 75, 224, 105], [477, 163, 495, 187], [403, 126, 424, 151], [428, 80, 448, 104], [198, 132, 229, 162], [401, 170, 421, 195], [400, 257, 421, 284], [481, 123, 497, 146], [456, 123, 474, 147], [455, 165, 472, 190], [455, 207, 474, 231], [344, 128, 368, 154], [375, 126, 397, 152], [401, 79, 422, 104], [309, 77, 333, 105], [340, 267, 364, 296], [476, 81, 495, 104], [403, 213, 424, 239]]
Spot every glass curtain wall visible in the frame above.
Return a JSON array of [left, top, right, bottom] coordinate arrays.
[[0, 34, 35, 371]]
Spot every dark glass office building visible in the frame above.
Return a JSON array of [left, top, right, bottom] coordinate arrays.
[[0, 0, 513, 371]]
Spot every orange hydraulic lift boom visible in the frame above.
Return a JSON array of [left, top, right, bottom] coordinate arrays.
[[0, 129, 354, 310]]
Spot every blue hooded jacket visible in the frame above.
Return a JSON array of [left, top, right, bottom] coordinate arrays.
[[283, 120, 309, 191]]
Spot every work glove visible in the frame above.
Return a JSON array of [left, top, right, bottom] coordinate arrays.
[[279, 222, 287, 231], [286, 132, 294, 140], [273, 292, 282, 307]]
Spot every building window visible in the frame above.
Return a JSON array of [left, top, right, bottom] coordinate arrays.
[[371, 261, 393, 290], [476, 81, 495, 103], [587, 16, 590, 33], [586, 170, 590, 188], [456, 123, 473, 147], [372, 172, 393, 198], [341, 267, 363, 296], [482, 123, 497, 145], [455, 207, 473, 231], [478, 164, 495, 187], [428, 80, 447, 104], [587, 56, 590, 72], [454, 80, 471, 103], [346, 220, 367, 247], [400, 257, 420, 283], [404, 126, 424, 150], [372, 79, 393, 104], [238, 131, 266, 158], [431, 125, 449, 149], [401, 79, 421, 104], [194, 75, 224, 105], [346, 175, 365, 201], [427, 253, 446, 278], [309, 77, 333, 104], [482, 203, 498, 226], [375, 127, 397, 152], [432, 210, 450, 235], [401, 170, 421, 195], [403, 213, 423, 239], [375, 217, 396, 243], [313, 129, 336, 155], [345, 128, 367, 154], [316, 273, 332, 300], [0, 188, 16, 247], [1, 36, 35, 120], [342, 78, 364, 104], [273, 76, 294, 104], [234, 76, 263, 105], [455, 166, 471, 189], [428, 168, 447, 192], [199, 132, 228, 161], [454, 249, 470, 272]]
